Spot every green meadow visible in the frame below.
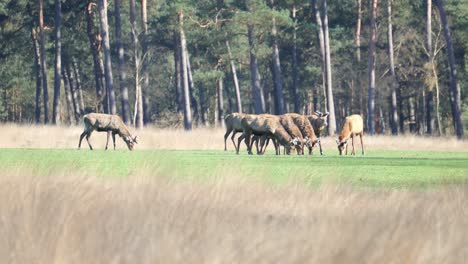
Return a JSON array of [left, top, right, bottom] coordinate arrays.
[[1, 149, 467, 188]]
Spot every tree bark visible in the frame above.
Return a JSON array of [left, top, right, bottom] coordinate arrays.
[[199, 83, 209, 126], [434, 0, 463, 138], [426, 0, 435, 135], [130, 0, 143, 128], [356, 0, 363, 115], [321, 0, 336, 135], [226, 40, 242, 113], [291, 5, 300, 113], [186, 52, 199, 124], [86, 1, 104, 113], [114, 0, 131, 123], [179, 11, 192, 130], [367, 0, 378, 135], [312, 0, 327, 112], [62, 68, 74, 125], [38, 0, 49, 124], [97, 0, 116, 115], [387, 0, 398, 135], [269, 0, 285, 115], [31, 27, 42, 124], [65, 60, 80, 123], [52, 0, 62, 125], [141, 0, 150, 124], [72, 57, 85, 114], [217, 77, 225, 128], [174, 33, 183, 113], [247, 24, 266, 114]]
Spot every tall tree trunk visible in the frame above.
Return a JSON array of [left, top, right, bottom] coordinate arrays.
[[186, 53, 199, 125], [312, 0, 327, 113], [52, 0, 62, 125], [141, 0, 150, 124], [434, 0, 464, 138], [174, 33, 183, 112], [97, 0, 116, 115], [86, 1, 104, 112], [426, 0, 435, 135], [291, 5, 300, 113], [387, 0, 398, 135], [321, 0, 336, 135], [226, 40, 242, 113], [269, 0, 285, 115], [31, 28, 42, 124], [217, 77, 225, 128], [72, 57, 85, 114], [114, 0, 131, 123], [62, 68, 74, 125], [38, 0, 49, 124], [247, 24, 265, 114], [408, 96, 417, 133], [130, 0, 143, 128], [199, 84, 208, 126], [65, 61, 80, 123], [356, 0, 364, 115], [179, 11, 192, 130], [367, 0, 378, 135]]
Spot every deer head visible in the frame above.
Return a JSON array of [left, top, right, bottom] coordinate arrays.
[[123, 135, 138, 150], [335, 137, 348, 155]]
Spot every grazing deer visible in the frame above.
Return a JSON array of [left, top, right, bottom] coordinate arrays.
[[307, 111, 329, 155], [224, 113, 246, 152], [336, 114, 364, 156], [78, 113, 138, 150], [285, 113, 317, 155]]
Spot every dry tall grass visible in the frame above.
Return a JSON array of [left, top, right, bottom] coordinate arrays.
[[0, 172, 467, 263], [0, 123, 467, 151]]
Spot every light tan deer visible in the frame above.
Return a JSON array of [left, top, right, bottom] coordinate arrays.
[[78, 113, 138, 150], [224, 112, 246, 152], [336, 114, 364, 156]]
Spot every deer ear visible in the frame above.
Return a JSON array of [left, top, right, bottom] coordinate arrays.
[[335, 139, 340, 145], [133, 136, 138, 144]]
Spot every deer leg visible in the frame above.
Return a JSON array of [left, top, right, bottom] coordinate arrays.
[[345, 141, 348, 155], [224, 128, 232, 151], [86, 131, 93, 150], [105, 131, 111, 150], [351, 134, 356, 155], [245, 134, 253, 155], [231, 131, 238, 153], [360, 133, 365, 155], [261, 137, 269, 154], [318, 138, 324, 155], [112, 132, 117, 150], [236, 134, 245, 154], [78, 131, 87, 149]]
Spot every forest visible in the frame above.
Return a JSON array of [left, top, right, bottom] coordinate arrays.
[[0, 0, 466, 137]]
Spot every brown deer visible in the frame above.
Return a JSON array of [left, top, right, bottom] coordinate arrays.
[[285, 113, 317, 155], [224, 113, 246, 152], [240, 114, 298, 155], [336, 114, 364, 156], [307, 111, 329, 155], [78, 113, 138, 150]]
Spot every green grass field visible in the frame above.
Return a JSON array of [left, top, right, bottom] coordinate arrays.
[[1, 149, 467, 188]]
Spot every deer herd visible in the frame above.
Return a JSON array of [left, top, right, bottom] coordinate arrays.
[[77, 112, 365, 156]]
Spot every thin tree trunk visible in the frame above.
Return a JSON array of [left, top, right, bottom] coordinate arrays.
[[86, 1, 104, 112], [174, 33, 183, 112], [62, 68, 74, 125], [434, 0, 463, 138], [199, 84, 208, 126], [426, 0, 435, 135], [269, 0, 285, 115], [179, 11, 192, 130], [52, 0, 62, 125], [291, 5, 300, 113], [408, 96, 416, 133], [312, 0, 327, 112], [356, 0, 363, 115], [367, 0, 378, 135], [130, 0, 143, 128], [141, 0, 150, 124], [247, 24, 266, 114], [38, 0, 49, 124], [387, 0, 398, 135], [114, 0, 131, 123], [31, 28, 42, 124], [226, 40, 242, 113], [217, 77, 225, 128], [321, 0, 336, 135], [71, 58, 85, 114], [186, 52, 199, 124], [97, 0, 116, 115], [65, 61, 80, 123]]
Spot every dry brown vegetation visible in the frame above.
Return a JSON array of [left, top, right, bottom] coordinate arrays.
[[0, 123, 467, 151], [0, 172, 467, 263]]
